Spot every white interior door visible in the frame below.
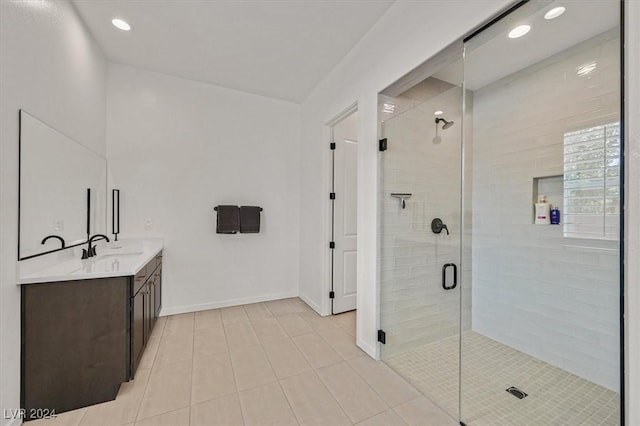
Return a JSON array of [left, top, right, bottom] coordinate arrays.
[[332, 113, 357, 314]]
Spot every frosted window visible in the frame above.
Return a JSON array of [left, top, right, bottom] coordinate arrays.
[[563, 122, 620, 239]]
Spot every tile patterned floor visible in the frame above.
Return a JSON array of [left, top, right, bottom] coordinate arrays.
[[25, 298, 456, 426], [385, 331, 620, 426]]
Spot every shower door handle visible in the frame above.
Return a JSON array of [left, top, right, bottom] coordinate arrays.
[[442, 263, 457, 290]]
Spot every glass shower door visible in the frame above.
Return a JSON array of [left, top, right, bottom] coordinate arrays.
[[378, 80, 464, 420], [459, 1, 622, 424]]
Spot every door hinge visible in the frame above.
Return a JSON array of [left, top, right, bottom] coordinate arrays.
[[330, 142, 336, 150], [329, 241, 335, 249], [329, 192, 336, 200], [379, 138, 387, 152], [329, 291, 335, 299], [377, 329, 386, 344]]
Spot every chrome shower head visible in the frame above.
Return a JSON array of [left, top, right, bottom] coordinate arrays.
[[435, 117, 454, 130]]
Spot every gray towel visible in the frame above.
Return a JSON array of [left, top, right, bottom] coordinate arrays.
[[240, 206, 261, 233], [216, 205, 239, 234]]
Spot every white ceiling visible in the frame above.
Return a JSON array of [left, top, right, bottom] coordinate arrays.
[[433, 0, 619, 90], [73, 0, 394, 103]]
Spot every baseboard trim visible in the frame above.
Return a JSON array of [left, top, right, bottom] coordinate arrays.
[[298, 293, 322, 315], [159, 291, 299, 316], [357, 336, 377, 359]]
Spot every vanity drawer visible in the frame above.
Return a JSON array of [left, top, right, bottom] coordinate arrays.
[[155, 251, 163, 267], [147, 251, 163, 276], [133, 266, 147, 295], [132, 251, 163, 294]]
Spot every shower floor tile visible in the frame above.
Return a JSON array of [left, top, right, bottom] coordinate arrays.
[[384, 331, 620, 426]]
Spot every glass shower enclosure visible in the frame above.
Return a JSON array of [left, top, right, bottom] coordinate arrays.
[[378, 1, 623, 424]]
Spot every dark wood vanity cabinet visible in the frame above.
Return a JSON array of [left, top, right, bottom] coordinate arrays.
[[21, 251, 162, 420], [130, 252, 163, 377]]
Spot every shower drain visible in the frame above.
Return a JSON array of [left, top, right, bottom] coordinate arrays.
[[506, 386, 528, 399]]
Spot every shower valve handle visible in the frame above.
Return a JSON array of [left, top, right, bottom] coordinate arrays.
[[431, 218, 449, 235]]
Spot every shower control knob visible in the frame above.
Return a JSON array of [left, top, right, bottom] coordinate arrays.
[[431, 218, 449, 235]]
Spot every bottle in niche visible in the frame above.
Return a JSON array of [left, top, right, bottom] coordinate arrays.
[[535, 195, 551, 225], [550, 205, 561, 225]]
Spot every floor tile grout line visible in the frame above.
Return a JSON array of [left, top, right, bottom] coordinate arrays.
[[346, 355, 419, 412], [322, 315, 407, 424], [274, 376, 303, 425], [188, 314, 195, 426], [142, 318, 166, 372], [136, 406, 189, 426], [314, 362, 364, 424], [290, 330, 344, 370], [133, 318, 172, 423], [257, 300, 352, 423], [221, 311, 247, 426], [74, 406, 89, 426], [234, 315, 294, 425], [285, 362, 355, 425]]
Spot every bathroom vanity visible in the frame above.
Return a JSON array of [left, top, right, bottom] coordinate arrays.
[[18, 239, 163, 420]]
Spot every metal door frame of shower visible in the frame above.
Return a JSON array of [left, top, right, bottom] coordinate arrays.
[[377, 0, 627, 424]]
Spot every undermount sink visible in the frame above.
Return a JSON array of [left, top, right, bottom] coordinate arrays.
[[18, 238, 164, 284], [98, 250, 144, 257]]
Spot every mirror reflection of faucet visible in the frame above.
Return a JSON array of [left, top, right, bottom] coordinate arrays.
[[41, 234, 66, 249]]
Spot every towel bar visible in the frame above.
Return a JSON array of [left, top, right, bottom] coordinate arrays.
[[214, 207, 263, 211]]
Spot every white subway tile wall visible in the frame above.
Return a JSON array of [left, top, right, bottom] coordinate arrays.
[[379, 80, 470, 362], [470, 30, 621, 391]]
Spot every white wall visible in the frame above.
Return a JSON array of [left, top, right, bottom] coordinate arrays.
[[471, 32, 620, 390], [0, 1, 106, 424], [298, 0, 512, 358], [107, 64, 301, 315]]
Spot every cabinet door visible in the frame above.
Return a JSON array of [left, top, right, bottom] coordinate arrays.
[[131, 287, 145, 374], [148, 277, 156, 332], [154, 266, 162, 318]]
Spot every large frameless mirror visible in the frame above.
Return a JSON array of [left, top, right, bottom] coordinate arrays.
[[19, 111, 107, 260]]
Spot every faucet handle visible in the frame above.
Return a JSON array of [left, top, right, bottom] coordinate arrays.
[[82, 249, 89, 259]]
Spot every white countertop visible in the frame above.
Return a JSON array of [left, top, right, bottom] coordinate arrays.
[[17, 238, 163, 285]]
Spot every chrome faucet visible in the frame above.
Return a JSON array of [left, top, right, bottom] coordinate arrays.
[[82, 234, 110, 259]]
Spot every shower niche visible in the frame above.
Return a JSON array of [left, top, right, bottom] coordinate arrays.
[[377, 1, 623, 425], [532, 174, 563, 224]]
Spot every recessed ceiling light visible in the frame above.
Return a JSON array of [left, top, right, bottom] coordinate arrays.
[[508, 24, 531, 39], [112, 18, 131, 31], [434, 110, 443, 116], [577, 61, 597, 77], [544, 6, 566, 20], [382, 103, 396, 114]]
